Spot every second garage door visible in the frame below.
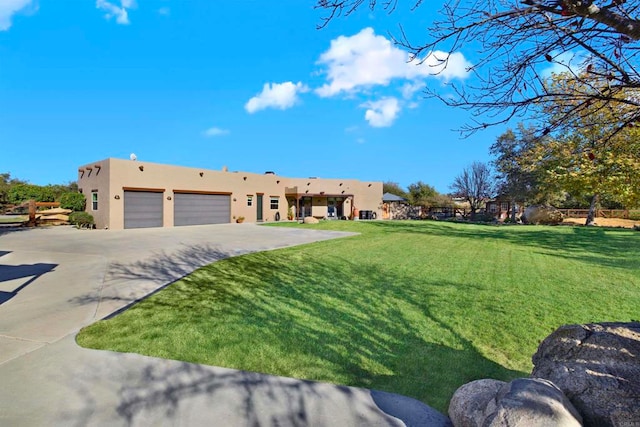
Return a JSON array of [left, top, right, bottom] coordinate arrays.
[[174, 193, 230, 226]]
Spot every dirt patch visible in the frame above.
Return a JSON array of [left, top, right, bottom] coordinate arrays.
[[563, 217, 640, 229]]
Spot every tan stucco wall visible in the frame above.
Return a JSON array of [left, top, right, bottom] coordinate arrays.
[[284, 177, 383, 219], [77, 159, 111, 229], [77, 158, 382, 229], [105, 159, 287, 229]]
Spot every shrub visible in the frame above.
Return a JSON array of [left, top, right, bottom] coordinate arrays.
[[8, 184, 55, 204], [472, 212, 496, 223], [629, 211, 640, 221], [59, 192, 86, 211], [69, 212, 94, 229]]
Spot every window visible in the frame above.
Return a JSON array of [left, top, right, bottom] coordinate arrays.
[[270, 197, 279, 210], [91, 192, 98, 210], [489, 203, 497, 213], [247, 196, 253, 207], [501, 202, 509, 211]]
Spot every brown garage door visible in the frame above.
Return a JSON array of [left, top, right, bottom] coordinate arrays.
[[174, 193, 230, 226], [124, 190, 163, 229]]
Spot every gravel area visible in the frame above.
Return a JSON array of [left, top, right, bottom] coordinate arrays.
[[563, 217, 639, 228]]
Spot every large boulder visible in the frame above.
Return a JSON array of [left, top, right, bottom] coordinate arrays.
[[303, 216, 319, 224], [484, 378, 582, 426], [532, 322, 640, 426], [449, 379, 505, 427], [522, 205, 564, 225], [449, 378, 581, 427]]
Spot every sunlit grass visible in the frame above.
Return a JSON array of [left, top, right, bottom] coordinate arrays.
[[77, 220, 640, 411]]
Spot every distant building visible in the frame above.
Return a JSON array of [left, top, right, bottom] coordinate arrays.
[[77, 158, 382, 230], [485, 197, 524, 221], [381, 192, 422, 220]]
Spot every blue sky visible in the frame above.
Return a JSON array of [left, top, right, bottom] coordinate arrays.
[[0, 0, 510, 193]]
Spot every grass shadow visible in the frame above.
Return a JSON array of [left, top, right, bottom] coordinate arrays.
[[78, 220, 638, 414], [79, 246, 525, 412]]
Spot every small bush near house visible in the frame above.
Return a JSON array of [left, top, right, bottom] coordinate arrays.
[[69, 212, 94, 229], [473, 212, 497, 223], [60, 192, 86, 211]]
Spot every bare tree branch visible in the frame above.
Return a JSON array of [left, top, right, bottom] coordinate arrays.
[[316, 0, 640, 142]]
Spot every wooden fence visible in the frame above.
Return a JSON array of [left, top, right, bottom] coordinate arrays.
[[28, 200, 61, 226], [557, 209, 632, 219]]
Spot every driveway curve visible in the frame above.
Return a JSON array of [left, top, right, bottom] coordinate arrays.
[[0, 224, 450, 426]]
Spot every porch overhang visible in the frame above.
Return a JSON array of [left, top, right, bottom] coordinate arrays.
[[285, 192, 355, 199]]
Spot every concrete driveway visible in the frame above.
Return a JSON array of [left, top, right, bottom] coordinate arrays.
[[0, 224, 450, 426]]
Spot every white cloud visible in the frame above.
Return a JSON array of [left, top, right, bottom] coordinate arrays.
[[419, 51, 471, 80], [361, 97, 400, 128], [0, 0, 33, 31], [96, 0, 136, 25], [203, 127, 230, 137], [315, 27, 471, 97], [356, 137, 366, 144], [158, 7, 170, 16], [245, 81, 309, 113], [401, 81, 425, 100]]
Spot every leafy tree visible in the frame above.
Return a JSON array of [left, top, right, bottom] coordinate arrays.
[[525, 72, 640, 224], [316, 1, 640, 141], [7, 184, 55, 204], [0, 173, 27, 204], [1, 175, 82, 213], [426, 193, 456, 209], [451, 162, 494, 219], [383, 181, 409, 199], [526, 130, 640, 225], [407, 181, 438, 206], [0, 173, 10, 203], [59, 192, 86, 212], [490, 125, 543, 220], [47, 181, 79, 200]]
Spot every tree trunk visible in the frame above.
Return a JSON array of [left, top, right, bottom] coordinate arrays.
[[510, 199, 517, 223], [585, 194, 599, 226]]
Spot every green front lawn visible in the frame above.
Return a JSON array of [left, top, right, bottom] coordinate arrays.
[[77, 221, 640, 411]]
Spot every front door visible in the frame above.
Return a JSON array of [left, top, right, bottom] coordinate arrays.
[[327, 197, 344, 219], [300, 197, 312, 219], [256, 194, 263, 221], [382, 203, 390, 220], [327, 199, 336, 219]]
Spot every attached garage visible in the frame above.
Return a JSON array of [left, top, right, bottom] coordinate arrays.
[[173, 192, 231, 226], [124, 190, 164, 229]]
